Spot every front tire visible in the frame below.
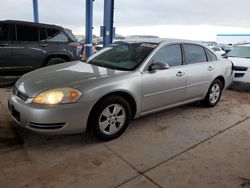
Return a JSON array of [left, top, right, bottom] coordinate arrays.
[[202, 79, 223, 107], [88, 95, 131, 141]]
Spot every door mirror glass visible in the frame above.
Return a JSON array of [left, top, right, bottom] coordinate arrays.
[[150, 62, 170, 71]]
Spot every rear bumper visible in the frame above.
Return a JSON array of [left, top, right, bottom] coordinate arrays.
[[8, 92, 91, 135]]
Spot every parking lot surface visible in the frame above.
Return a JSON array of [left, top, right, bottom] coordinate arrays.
[[0, 87, 250, 188]]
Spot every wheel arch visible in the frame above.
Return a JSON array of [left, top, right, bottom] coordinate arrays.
[[43, 54, 71, 67], [214, 75, 225, 89], [86, 91, 137, 131]]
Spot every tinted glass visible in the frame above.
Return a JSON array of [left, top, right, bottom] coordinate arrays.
[[205, 49, 217, 61], [153, 44, 182, 67], [64, 29, 77, 41], [184, 44, 207, 64], [0, 24, 10, 41], [47, 28, 68, 42], [16, 25, 38, 41], [227, 46, 250, 58], [39, 27, 47, 41], [88, 42, 157, 71]]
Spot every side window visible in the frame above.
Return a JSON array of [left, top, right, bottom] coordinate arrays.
[[183, 44, 207, 64], [153, 44, 182, 67], [39, 27, 47, 41], [16, 25, 39, 41], [0, 23, 10, 41], [46, 28, 69, 42], [205, 49, 217, 62]]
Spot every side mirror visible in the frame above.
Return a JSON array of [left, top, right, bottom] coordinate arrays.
[[150, 62, 170, 71]]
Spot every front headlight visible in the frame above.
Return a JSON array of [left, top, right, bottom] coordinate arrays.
[[33, 88, 82, 104]]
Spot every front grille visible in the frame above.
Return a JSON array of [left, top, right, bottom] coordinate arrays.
[[28, 122, 66, 130], [233, 66, 248, 71], [13, 86, 29, 102], [235, 73, 245, 78]]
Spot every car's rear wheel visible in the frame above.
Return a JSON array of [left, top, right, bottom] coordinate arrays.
[[202, 79, 223, 107], [46, 58, 66, 66], [88, 95, 131, 141]]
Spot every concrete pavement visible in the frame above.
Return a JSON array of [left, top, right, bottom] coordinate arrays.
[[0, 88, 250, 188]]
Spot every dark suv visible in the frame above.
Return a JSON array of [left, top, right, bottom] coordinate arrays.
[[0, 20, 81, 76]]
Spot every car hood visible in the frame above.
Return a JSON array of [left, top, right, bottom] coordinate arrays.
[[15, 61, 127, 97], [229, 57, 250, 68]]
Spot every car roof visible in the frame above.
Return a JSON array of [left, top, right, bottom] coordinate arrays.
[[121, 38, 204, 45], [0, 20, 64, 29]]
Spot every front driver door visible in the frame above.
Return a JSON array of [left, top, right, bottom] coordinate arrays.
[[142, 44, 187, 113]]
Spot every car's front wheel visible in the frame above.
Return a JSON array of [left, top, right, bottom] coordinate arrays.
[[89, 95, 131, 141], [202, 79, 223, 107]]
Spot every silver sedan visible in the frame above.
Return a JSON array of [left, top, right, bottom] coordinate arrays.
[[8, 39, 233, 141]]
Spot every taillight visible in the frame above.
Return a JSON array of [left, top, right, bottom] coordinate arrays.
[[70, 44, 82, 49]]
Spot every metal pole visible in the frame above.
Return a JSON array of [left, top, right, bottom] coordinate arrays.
[[103, 0, 114, 47], [85, 0, 93, 59], [33, 0, 39, 23]]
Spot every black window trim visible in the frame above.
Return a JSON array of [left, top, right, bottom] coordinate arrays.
[[181, 43, 211, 65], [38, 27, 48, 42], [144, 43, 184, 72]]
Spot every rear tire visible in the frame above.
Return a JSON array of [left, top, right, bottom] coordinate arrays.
[[46, 58, 66, 66], [88, 95, 131, 141], [201, 79, 223, 107]]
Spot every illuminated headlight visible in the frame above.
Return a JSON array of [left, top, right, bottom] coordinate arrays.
[[33, 88, 82, 104]]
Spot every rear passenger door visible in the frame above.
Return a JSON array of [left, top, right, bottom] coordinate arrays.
[[12, 24, 45, 75], [0, 23, 12, 74], [183, 44, 215, 100]]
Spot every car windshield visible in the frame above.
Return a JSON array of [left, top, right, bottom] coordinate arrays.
[[227, 46, 250, 58], [87, 41, 157, 71]]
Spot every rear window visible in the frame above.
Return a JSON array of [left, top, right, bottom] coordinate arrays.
[[16, 25, 39, 41], [183, 44, 207, 64], [47, 28, 69, 42], [64, 29, 77, 41], [0, 23, 10, 41]]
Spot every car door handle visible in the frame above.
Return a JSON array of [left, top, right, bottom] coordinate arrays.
[[208, 66, 214, 71], [176, 71, 185, 77], [0, 43, 9, 47]]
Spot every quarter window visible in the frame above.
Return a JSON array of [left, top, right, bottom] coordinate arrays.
[[205, 49, 217, 61], [183, 44, 207, 64], [47, 28, 68, 42], [153, 44, 182, 67], [0, 24, 10, 41], [16, 25, 39, 41]]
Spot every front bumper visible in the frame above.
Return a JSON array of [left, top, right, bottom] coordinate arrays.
[[8, 92, 91, 135], [233, 69, 250, 83]]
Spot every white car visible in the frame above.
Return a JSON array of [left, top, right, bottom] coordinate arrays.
[[228, 44, 250, 83], [210, 46, 225, 56]]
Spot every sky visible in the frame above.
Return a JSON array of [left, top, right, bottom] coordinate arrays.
[[1, 0, 250, 41]]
